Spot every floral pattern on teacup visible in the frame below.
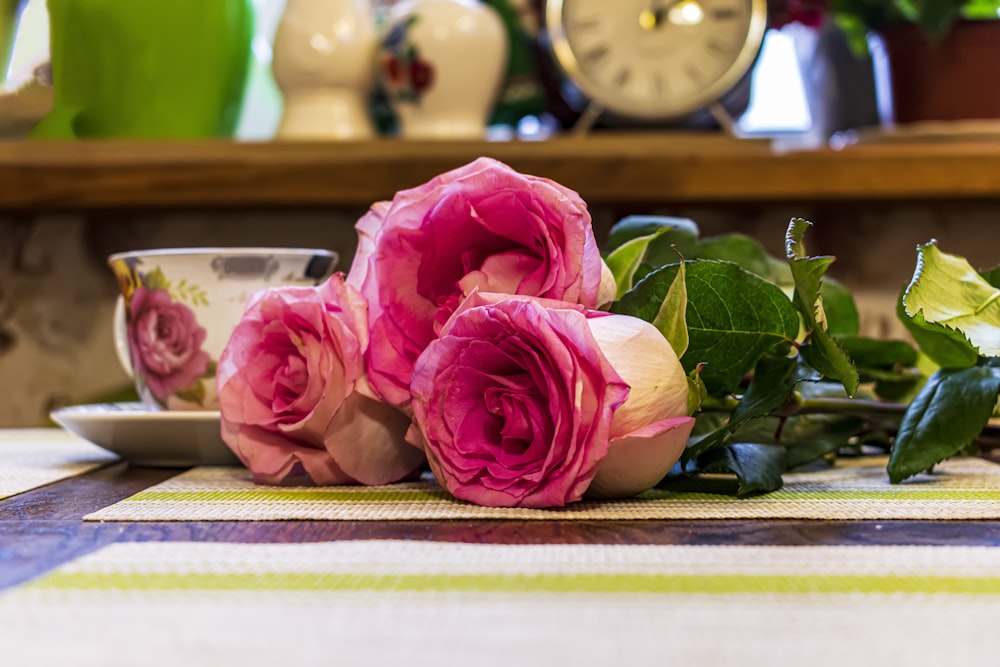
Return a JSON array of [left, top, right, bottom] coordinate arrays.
[[122, 264, 215, 409]]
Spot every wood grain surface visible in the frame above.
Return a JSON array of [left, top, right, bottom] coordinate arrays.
[[3, 137, 1000, 211], [3, 460, 1000, 592]]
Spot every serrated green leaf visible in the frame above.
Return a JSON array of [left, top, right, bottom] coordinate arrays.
[[887, 362, 1000, 483], [651, 255, 688, 357], [785, 218, 859, 396], [820, 278, 860, 337], [607, 215, 700, 264], [896, 290, 978, 369], [696, 233, 857, 337], [903, 241, 1000, 358], [697, 233, 792, 286], [698, 443, 787, 496], [684, 355, 819, 463], [614, 260, 800, 394]]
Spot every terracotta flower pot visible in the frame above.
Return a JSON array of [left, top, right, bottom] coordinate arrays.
[[870, 20, 1000, 125]]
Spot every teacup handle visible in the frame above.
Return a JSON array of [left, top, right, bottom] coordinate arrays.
[[113, 295, 135, 380]]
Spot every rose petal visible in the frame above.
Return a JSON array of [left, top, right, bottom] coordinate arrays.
[[321, 392, 424, 486], [585, 416, 696, 499]]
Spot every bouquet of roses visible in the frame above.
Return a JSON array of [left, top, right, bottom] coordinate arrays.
[[217, 158, 1000, 507]]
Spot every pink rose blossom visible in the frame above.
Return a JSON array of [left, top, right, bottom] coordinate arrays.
[[127, 286, 210, 404], [409, 293, 694, 508], [347, 157, 615, 412], [217, 274, 424, 486]]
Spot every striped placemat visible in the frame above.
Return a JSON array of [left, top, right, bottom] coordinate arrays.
[[1, 540, 998, 666], [84, 456, 1000, 521], [0, 428, 119, 500]]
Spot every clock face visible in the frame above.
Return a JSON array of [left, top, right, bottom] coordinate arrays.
[[545, 0, 767, 120]]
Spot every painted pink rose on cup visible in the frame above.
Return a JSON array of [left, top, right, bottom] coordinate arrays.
[[409, 293, 695, 508], [127, 286, 210, 404], [347, 157, 615, 411], [217, 274, 424, 486]]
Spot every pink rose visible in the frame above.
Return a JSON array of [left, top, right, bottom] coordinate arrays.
[[127, 286, 210, 404], [409, 293, 695, 508], [217, 274, 425, 486], [347, 157, 615, 411]]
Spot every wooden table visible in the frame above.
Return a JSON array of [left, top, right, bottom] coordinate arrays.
[[5, 458, 1000, 592]]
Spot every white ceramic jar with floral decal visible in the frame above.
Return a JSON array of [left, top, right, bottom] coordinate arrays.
[[271, 0, 378, 139], [377, 0, 507, 139]]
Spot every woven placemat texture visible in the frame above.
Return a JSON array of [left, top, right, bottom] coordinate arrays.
[[84, 456, 1000, 521], [0, 428, 118, 500], [1, 540, 999, 666]]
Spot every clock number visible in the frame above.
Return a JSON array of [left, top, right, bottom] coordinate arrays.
[[581, 44, 609, 65], [615, 68, 631, 89], [711, 7, 738, 20]]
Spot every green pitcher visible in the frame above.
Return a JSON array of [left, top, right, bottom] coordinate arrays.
[[33, 0, 254, 139]]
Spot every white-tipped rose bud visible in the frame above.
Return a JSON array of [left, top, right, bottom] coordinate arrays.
[[584, 313, 694, 499], [586, 314, 689, 435]]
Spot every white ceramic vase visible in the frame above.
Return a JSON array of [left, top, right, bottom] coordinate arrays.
[[271, 0, 377, 140], [378, 0, 507, 139]]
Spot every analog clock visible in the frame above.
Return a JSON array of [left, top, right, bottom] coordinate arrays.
[[544, 0, 768, 127]]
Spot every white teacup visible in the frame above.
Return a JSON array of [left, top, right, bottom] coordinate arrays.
[[108, 247, 339, 411]]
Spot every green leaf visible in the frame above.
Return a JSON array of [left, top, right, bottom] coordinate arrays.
[[607, 215, 700, 263], [837, 335, 918, 369], [614, 260, 800, 394], [781, 414, 865, 469], [684, 354, 819, 463], [903, 241, 1000, 358], [896, 290, 978, 369], [698, 443, 787, 496], [785, 218, 860, 396], [144, 267, 170, 292], [887, 362, 1000, 483], [604, 229, 669, 299], [697, 232, 857, 337], [686, 364, 708, 415], [820, 278, 860, 337], [980, 264, 1000, 289], [651, 254, 688, 357], [697, 233, 792, 286], [174, 379, 207, 406]]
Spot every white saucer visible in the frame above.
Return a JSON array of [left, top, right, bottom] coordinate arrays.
[[50, 403, 240, 468]]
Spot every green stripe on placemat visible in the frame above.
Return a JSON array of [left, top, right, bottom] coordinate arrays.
[[5, 542, 1000, 666], [125, 487, 1000, 503], [82, 456, 1000, 521], [128, 488, 454, 503], [26, 571, 1000, 596]]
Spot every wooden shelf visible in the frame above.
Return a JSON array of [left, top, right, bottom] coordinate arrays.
[[2, 134, 1000, 211]]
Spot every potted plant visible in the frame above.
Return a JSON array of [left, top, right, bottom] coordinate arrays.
[[828, 0, 1000, 125]]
